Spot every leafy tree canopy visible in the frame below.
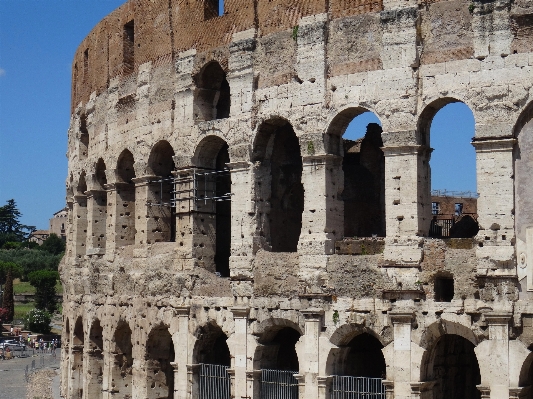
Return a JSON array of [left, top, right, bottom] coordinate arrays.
[[0, 249, 61, 280], [0, 199, 35, 246], [40, 233, 65, 255], [28, 270, 60, 313], [0, 261, 22, 285]]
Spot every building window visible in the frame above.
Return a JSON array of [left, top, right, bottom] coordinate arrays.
[[435, 276, 454, 302], [204, 0, 223, 19], [431, 202, 440, 215], [123, 20, 135, 74], [454, 203, 463, 216]]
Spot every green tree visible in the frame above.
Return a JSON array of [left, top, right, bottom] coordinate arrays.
[[0, 249, 62, 280], [0, 199, 35, 247], [0, 263, 19, 322], [24, 308, 51, 334], [28, 270, 59, 314], [40, 233, 65, 255]]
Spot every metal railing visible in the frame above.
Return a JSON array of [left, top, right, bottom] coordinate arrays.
[[261, 369, 299, 399], [331, 376, 386, 399], [199, 363, 231, 399]]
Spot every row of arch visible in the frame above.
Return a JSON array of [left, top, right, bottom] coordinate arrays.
[[62, 314, 533, 399]]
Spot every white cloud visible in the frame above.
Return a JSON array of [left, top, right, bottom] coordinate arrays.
[[0, 68, 5, 77]]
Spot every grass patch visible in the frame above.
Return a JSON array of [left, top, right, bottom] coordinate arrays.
[[12, 278, 63, 295], [14, 301, 35, 320]]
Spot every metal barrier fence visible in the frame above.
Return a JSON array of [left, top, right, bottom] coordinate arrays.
[[199, 363, 231, 399], [261, 369, 299, 399], [331, 376, 385, 399]]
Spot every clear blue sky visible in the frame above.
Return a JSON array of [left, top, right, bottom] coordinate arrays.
[[0, 1, 476, 230], [0, 0, 126, 230]]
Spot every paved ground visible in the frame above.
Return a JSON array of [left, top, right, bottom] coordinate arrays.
[[0, 351, 60, 399]]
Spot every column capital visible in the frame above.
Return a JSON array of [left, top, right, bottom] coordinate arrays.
[[226, 161, 251, 171], [230, 306, 250, 318], [471, 137, 516, 152], [301, 308, 325, 320], [186, 364, 200, 373], [175, 306, 190, 316], [410, 381, 436, 394], [103, 181, 131, 191], [510, 386, 530, 399], [170, 361, 179, 371], [85, 189, 106, 197], [131, 175, 158, 186], [389, 311, 415, 324], [74, 194, 87, 202], [301, 154, 343, 164], [317, 376, 332, 387], [381, 144, 430, 156], [246, 370, 262, 380], [476, 385, 490, 399], [484, 312, 512, 325]]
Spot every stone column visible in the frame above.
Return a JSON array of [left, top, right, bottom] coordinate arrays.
[[230, 307, 250, 399], [389, 312, 415, 398], [105, 181, 136, 252], [227, 159, 255, 278], [133, 175, 174, 246], [472, 139, 516, 273], [382, 145, 430, 266], [85, 189, 107, 256], [509, 387, 529, 399], [170, 362, 179, 399], [297, 152, 344, 265], [475, 313, 513, 399], [173, 166, 196, 270], [295, 374, 306, 399], [382, 380, 394, 399], [317, 376, 332, 399], [72, 194, 88, 260], [246, 370, 261, 399], [174, 306, 190, 399], [299, 308, 325, 399]]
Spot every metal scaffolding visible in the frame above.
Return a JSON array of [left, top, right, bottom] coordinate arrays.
[[146, 168, 232, 213]]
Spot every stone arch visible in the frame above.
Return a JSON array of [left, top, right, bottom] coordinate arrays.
[[114, 149, 136, 247], [110, 319, 133, 399], [193, 321, 231, 366], [416, 97, 477, 238], [252, 118, 304, 252], [519, 351, 533, 398], [86, 319, 104, 399], [189, 135, 232, 276], [422, 334, 481, 399], [145, 141, 176, 243], [253, 318, 303, 371], [193, 61, 231, 122], [145, 323, 175, 399], [70, 316, 85, 399], [326, 107, 385, 238]]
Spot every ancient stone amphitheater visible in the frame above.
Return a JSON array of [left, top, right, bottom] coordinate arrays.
[[61, 0, 533, 398]]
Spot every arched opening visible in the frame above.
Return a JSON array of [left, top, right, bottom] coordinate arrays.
[[193, 323, 231, 399], [425, 334, 481, 399], [146, 325, 174, 399], [419, 100, 478, 238], [71, 317, 85, 399], [88, 159, 107, 253], [327, 332, 386, 398], [146, 141, 176, 243], [256, 326, 301, 399], [253, 119, 304, 252], [327, 109, 385, 238], [194, 62, 230, 122], [115, 150, 136, 247], [79, 114, 89, 160], [111, 321, 133, 398], [74, 173, 88, 258], [87, 320, 104, 399], [192, 136, 232, 276], [519, 352, 533, 399]]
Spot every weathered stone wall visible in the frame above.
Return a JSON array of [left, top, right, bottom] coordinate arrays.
[[62, 0, 533, 398]]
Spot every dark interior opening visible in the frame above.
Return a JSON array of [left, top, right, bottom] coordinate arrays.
[[342, 123, 385, 237], [430, 335, 480, 399], [204, 0, 222, 19], [123, 20, 135, 74], [258, 327, 301, 372], [113, 322, 133, 398], [268, 123, 304, 252], [146, 327, 174, 399], [435, 277, 454, 302], [194, 62, 230, 122], [195, 324, 231, 367], [79, 114, 89, 159], [215, 143, 231, 277]]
